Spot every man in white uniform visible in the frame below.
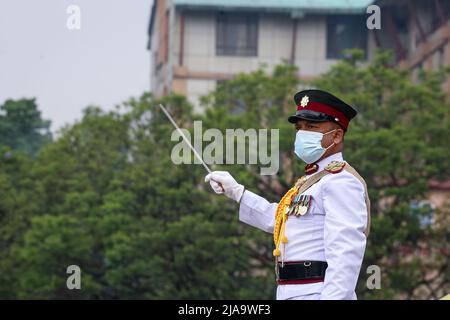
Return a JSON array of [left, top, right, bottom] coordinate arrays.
[[205, 89, 370, 300]]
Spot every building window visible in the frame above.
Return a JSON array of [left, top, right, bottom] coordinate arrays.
[[326, 15, 367, 59], [216, 12, 258, 56]]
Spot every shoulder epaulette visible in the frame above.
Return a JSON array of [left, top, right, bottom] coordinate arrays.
[[324, 160, 346, 174]]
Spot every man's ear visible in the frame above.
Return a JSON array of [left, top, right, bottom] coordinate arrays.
[[333, 128, 344, 144]]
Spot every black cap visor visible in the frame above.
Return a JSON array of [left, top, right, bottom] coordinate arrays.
[[288, 109, 335, 124]]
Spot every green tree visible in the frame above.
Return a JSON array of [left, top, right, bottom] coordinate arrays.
[[1, 96, 274, 299], [0, 98, 52, 156], [0, 146, 45, 298], [0, 51, 448, 299]]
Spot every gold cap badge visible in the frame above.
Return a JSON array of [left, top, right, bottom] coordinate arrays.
[[300, 95, 309, 107]]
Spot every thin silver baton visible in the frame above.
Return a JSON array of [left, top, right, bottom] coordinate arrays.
[[158, 104, 224, 192]]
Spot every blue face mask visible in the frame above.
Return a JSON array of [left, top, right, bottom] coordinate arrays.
[[294, 129, 336, 164]]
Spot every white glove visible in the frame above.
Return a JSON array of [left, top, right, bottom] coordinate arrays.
[[204, 171, 245, 203]]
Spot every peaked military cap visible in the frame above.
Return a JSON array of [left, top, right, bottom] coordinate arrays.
[[288, 89, 357, 131]]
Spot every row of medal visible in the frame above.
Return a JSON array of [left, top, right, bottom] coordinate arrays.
[[285, 193, 312, 216]]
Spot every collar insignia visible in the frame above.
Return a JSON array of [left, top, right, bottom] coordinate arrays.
[[324, 160, 346, 174], [304, 163, 319, 174]]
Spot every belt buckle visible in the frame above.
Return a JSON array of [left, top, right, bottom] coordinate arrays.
[[303, 261, 311, 278]]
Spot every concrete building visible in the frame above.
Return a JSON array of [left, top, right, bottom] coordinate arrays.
[[147, 0, 450, 223], [373, 0, 450, 91], [147, 0, 375, 110], [372, 0, 450, 207]]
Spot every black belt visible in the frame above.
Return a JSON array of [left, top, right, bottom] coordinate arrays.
[[277, 261, 328, 284]]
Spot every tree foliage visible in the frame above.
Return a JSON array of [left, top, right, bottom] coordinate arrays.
[[0, 98, 52, 156], [0, 51, 448, 299]]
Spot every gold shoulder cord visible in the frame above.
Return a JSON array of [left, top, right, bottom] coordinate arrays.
[[273, 175, 308, 268]]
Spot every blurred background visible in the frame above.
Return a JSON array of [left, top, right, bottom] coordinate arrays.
[[0, 0, 448, 299]]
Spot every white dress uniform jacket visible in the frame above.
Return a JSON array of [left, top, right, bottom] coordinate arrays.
[[239, 152, 368, 300]]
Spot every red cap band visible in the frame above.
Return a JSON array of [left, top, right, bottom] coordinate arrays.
[[297, 101, 349, 129]]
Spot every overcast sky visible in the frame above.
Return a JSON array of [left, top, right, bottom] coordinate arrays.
[[0, 0, 152, 132]]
